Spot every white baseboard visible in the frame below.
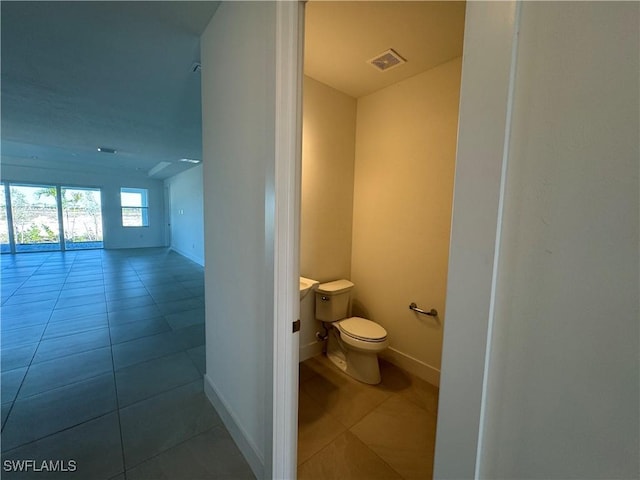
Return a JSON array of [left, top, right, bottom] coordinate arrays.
[[170, 246, 204, 266], [299, 340, 323, 362], [379, 347, 441, 387], [203, 374, 264, 479]]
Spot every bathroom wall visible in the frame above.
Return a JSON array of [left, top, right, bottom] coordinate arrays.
[[165, 164, 204, 265], [300, 76, 357, 283], [350, 57, 462, 385]]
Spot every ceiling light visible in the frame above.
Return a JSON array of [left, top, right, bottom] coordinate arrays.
[[179, 158, 201, 164], [97, 147, 117, 154]]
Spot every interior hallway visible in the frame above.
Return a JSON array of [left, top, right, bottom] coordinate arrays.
[[298, 355, 439, 479], [0, 248, 254, 479]]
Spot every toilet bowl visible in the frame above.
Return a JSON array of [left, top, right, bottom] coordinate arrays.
[[315, 280, 388, 384]]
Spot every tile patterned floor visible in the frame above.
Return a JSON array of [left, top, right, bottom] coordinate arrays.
[[0, 248, 254, 480], [298, 355, 439, 480]]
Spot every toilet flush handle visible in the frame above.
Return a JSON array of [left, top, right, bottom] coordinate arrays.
[[321, 296, 330, 301]]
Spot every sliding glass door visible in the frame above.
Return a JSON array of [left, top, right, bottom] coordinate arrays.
[[0, 183, 104, 253], [62, 187, 103, 250], [10, 184, 61, 253]]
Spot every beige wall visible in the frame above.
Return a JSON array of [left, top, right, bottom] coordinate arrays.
[[300, 76, 357, 283], [301, 59, 461, 385], [350, 58, 462, 385]]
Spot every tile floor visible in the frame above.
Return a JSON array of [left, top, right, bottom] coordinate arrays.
[[297, 355, 439, 480], [1, 248, 254, 480]]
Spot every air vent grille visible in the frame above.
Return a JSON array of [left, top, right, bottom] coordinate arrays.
[[368, 49, 406, 72]]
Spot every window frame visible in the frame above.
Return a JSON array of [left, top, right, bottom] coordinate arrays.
[[120, 187, 149, 227]]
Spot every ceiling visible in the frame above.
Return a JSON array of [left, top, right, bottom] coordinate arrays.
[[1, 1, 466, 181], [1, 1, 220, 179], [304, 1, 466, 98]]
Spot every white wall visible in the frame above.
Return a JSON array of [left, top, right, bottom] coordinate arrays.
[[300, 76, 357, 283], [480, 2, 639, 478], [350, 58, 461, 385], [0, 161, 166, 249], [165, 164, 204, 265], [434, 3, 519, 476], [201, 2, 276, 478], [436, 2, 639, 478]]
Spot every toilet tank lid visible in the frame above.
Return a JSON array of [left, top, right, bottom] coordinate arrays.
[[316, 279, 354, 295]]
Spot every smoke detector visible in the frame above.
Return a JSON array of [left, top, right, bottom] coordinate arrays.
[[367, 48, 406, 72]]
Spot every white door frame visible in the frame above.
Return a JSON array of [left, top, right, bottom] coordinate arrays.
[[272, 1, 304, 479], [270, 2, 519, 478]]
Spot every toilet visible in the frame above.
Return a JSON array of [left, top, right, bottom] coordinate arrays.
[[315, 279, 388, 384]]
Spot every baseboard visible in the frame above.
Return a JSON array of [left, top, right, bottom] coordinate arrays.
[[170, 246, 204, 266], [379, 347, 440, 387], [299, 340, 323, 362], [203, 374, 264, 479]]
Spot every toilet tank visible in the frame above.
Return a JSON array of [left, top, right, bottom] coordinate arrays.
[[315, 279, 354, 322]]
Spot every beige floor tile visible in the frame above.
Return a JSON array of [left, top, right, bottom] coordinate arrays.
[[298, 390, 347, 464], [297, 431, 402, 480], [302, 356, 352, 387], [379, 360, 439, 416], [300, 356, 391, 428], [350, 395, 437, 480], [299, 360, 319, 383]]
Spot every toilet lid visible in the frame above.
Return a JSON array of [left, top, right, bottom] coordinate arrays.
[[338, 317, 387, 342]]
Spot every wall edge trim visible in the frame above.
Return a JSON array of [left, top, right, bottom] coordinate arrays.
[[380, 347, 441, 387], [203, 374, 265, 479]]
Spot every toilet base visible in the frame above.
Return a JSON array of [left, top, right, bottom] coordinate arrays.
[[326, 328, 382, 385]]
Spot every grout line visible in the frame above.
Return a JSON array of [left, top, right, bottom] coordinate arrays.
[[2, 251, 69, 427], [2, 248, 207, 479], [297, 357, 437, 478], [1, 411, 117, 454], [101, 253, 129, 480]]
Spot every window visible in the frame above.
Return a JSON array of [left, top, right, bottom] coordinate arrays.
[[120, 187, 149, 227]]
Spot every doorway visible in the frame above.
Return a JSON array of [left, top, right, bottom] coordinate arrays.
[[297, 1, 465, 477]]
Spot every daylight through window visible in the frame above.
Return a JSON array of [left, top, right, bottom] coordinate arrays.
[[120, 187, 149, 227]]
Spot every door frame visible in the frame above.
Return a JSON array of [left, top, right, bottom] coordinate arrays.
[[271, 1, 304, 478], [270, 1, 519, 478]]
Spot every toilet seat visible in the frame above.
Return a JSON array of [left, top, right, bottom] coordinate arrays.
[[338, 317, 387, 343]]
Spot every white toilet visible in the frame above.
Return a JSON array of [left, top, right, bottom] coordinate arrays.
[[315, 279, 388, 384]]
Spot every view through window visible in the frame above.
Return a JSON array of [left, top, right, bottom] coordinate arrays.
[[11, 184, 60, 253], [120, 187, 149, 227], [0, 184, 10, 253], [0, 182, 104, 253], [62, 187, 103, 250]]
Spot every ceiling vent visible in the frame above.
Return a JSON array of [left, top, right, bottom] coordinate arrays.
[[367, 49, 406, 72], [97, 147, 116, 154]]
